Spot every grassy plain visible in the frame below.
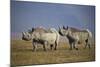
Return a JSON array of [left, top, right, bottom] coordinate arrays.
[[11, 39, 95, 66]]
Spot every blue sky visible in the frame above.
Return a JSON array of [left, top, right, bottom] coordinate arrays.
[[11, 1, 95, 35]]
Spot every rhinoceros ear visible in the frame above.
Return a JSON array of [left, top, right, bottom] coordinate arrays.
[[63, 26, 66, 29], [32, 27, 35, 32], [66, 26, 68, 30]]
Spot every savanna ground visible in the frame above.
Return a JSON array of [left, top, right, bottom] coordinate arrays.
[[11, 39, 95, 66]]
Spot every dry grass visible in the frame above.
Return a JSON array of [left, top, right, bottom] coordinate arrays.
[[11, 40, 95, 66]]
